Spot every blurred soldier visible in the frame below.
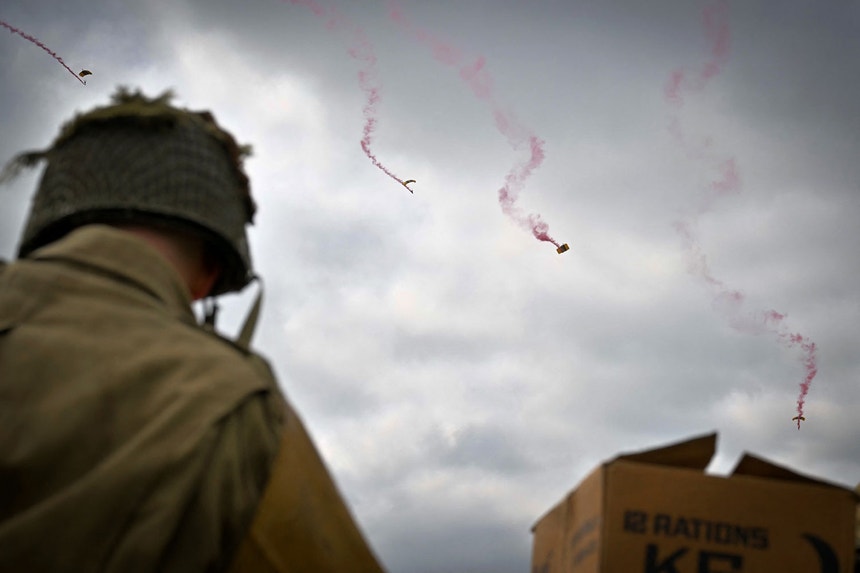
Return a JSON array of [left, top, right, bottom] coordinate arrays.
[[0, 88, 384, 572], [855, 483, 859, 573]]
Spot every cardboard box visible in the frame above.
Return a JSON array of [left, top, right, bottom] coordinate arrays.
[[531, 433, 857, 573]]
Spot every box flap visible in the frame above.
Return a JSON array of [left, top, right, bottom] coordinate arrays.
[[611, 432, 716, 470], [731, 453, 853, 491]]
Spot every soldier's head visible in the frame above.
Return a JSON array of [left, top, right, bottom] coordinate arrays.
[[4, 87, 256, 298]]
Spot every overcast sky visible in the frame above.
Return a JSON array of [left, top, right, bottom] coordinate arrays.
[[2, 1, 859, 571]]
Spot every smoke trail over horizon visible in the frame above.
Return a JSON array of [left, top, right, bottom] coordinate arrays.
[[386, 1, 563, 248], [0, 19, 86, 85], [281, 0, 408, 189], [666, 0, 816, 429]]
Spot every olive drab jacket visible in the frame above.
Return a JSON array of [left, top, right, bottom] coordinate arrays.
[[0, 225, 385, 572]]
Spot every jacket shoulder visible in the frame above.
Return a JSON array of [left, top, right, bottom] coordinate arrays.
[[193, 322, 278, 382]]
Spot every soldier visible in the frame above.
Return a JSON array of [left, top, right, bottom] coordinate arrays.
[[0, 88, 385, 572], [855, 483, 859, 573]]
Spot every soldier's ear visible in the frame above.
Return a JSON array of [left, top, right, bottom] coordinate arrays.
[[191, 241, 224, 300]]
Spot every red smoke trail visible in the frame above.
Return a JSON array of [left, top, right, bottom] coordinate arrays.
[[280, 0, 407, 187], [0, 19, 86, 85], [386, 2, 562, 248], [667, 1, 816, 429]]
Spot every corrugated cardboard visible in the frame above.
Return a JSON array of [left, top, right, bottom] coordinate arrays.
[[531, 433, 857, 573]]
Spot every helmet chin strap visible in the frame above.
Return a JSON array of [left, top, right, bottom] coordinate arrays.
[[199, 274, 263, 350], [202, 297, 220, 329]]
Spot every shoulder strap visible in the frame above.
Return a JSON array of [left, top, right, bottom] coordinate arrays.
[[236, 276, 263, 350]]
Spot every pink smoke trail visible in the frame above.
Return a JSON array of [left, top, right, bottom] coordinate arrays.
[[0, 19, 86, 85], [386, 2, 562, 248], [280, 0, 408, 188], [667, 1, 816, 429]]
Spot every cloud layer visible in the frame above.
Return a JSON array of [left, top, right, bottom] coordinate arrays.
[[2, 1, 858, 571]]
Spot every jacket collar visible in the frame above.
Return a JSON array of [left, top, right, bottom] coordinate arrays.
[[28, 225, 195, 319]]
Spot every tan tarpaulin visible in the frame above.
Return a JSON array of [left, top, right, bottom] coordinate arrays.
[[229, 401, 386, 573]]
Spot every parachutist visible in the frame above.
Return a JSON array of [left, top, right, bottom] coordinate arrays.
[[401, 179, 415, 193], [556, 243, 569, 254]]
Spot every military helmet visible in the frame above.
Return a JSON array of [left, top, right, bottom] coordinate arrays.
[[6, 87, 256, 295]]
